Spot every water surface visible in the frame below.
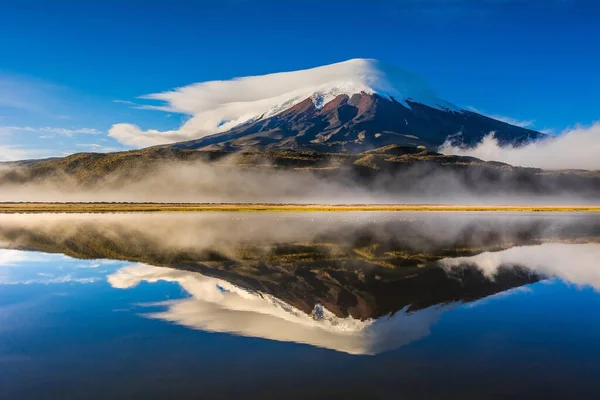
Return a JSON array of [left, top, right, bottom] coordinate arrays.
[[1, 212, 600, 399]]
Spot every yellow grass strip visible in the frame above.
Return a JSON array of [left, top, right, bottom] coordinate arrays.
[[0, 203, 599, 213]]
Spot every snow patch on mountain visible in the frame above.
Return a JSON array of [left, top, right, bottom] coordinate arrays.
[[109, 58, 459, 147]]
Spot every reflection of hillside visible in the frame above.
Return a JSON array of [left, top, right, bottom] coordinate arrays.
[[0, 213, 598, 319]]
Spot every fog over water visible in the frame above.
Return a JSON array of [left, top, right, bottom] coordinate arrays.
[[1, 212, 598, 256]]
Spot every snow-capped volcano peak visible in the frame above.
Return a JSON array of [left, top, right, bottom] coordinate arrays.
[[254, 58, 460, 118], [110, 59, 461, 147], [307, 58, 456, 109]]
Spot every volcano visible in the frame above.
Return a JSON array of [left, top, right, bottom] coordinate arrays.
[[161, 59, 544, 153]]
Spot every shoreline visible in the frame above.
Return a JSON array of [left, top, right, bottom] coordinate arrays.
[[0, 203, 600, 213]]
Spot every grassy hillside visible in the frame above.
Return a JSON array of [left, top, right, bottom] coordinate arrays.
[[1, 145, 599, 200]]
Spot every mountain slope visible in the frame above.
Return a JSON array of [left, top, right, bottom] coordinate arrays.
[[172, 92, 543, 153]]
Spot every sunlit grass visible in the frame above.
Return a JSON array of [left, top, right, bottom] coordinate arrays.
[[0, 203, 599, 213]]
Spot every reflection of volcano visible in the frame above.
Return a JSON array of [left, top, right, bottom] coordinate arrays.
[[1, 213, 596, 354], [106, 262, 540, 355], [106, 240, 600, 355], [0, 213, 567, 320], [170, 256, 539, 321], [109, 264, 456, 355]]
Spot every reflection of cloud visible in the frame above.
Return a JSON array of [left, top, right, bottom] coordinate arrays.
[[0, 249, 121, 285], [439, 243, 600, 290], [108, 264, 453, 355], [0, 250, 52, 266], [465, 286, 533, 308], [2, 275, 99, 285]]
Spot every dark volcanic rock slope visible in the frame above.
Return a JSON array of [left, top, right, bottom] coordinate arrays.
[[173, 93, 544, 153]]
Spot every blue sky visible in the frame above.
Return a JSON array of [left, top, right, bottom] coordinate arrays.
[[0, 0, 598, 160]]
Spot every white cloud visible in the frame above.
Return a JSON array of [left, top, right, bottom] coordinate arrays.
[[440, 123, 600, 170], [0, 146, 29, 161], [109, 58, 457, 147], [0, 145, 47, 162], [109, 123, 192, 148]]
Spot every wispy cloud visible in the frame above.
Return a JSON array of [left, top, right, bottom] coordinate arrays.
[[113, 99, 138, 106], [2, 126, 102, 137], [0, 249, 123, 286], [0, 73, 70, 120], [0, 249, 50, 267], [0, 145, 44, 162], [64, 143, 123, 154], [467, 106, 534, 128]]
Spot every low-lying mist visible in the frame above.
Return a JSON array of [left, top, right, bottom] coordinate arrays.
[[0, 149, 599, 204], [440, 123, 600, 171]]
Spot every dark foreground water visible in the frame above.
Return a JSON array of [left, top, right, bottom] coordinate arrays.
[[1, 212, 600, 399]]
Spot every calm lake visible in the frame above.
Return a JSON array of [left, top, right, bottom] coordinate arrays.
[[1, 212, 600, 399]]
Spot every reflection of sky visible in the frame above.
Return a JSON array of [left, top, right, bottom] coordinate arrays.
[[101, 242, 600, 355], [3, 246, 600, 398], [0, 249, 123, 285], [2, 242, 600, 357]]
